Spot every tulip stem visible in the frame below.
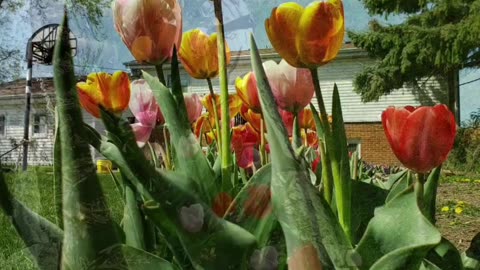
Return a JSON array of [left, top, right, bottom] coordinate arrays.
[[213, 0, 232, 185], [292, 112, 302, 150], [207, 78, 222, 154], [163, 126, 172, 170], [310, 68, 351, 242], [155, 64, 166, 86], [415, 172, 426, 214]]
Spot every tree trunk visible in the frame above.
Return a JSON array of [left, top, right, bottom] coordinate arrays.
[[446, 69, 460, 124]]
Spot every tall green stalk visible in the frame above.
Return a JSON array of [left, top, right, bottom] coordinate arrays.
[[213, 0, 232, 184], [54, 13, 122, 269], [310, 69, 352, 242]]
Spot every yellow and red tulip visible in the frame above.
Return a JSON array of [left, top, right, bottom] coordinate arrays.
[[382, 105, 456, 173], [235, 72, 262, 113], [265, 0, 345, 68], [76, 71, 130, 118], [113, 0, 182, 64], [240, 106, 263, 133], [179, 29, 231, 79]]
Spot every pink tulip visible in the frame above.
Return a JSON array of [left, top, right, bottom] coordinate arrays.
[[129, 79, 159, 147], [184, 93, 203, 123], [263, 59, 314, 113], [113, 0, 182, 64]]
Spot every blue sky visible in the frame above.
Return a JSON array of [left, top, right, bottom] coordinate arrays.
[[2, 0, 478, 122]]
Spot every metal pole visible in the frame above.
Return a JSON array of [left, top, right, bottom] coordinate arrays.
[[22, 41, 33, 171]]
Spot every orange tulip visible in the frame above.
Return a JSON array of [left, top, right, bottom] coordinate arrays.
[[179, 29, 231, 79], [113, 0, 182, 64], [202, 94, 242, 120], [76, 71, 130, 118], [265, 0, 345, 68], [235, 72, 262, 113]]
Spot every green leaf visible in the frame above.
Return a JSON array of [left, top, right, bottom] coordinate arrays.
[[310, 103, 334, 204], [226, 164, 277, 247], [355, 188, 441, 269], [53, 107, 63, 229], [96, 110, 256, 269], [463, 232, 480, 270], [330, 84, 353, 240], [386, 170, 413, 203], [53, 12, 123, 269], [424, 237, 464, 270], [123, 185, 145, 250], [423, 166, 442, 224], [82, 122, 193, 267], [144, 71, 218, 205], [350, 180, 388, 244], [250, 34, 353, 269], [0, 171, 63, 270], [90, 244, 178, 270]]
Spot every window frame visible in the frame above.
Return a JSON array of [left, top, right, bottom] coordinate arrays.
[[32, 113, 48, 137]]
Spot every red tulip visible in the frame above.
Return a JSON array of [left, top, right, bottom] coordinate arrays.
[[212, 192, 234, 217], [232, 123, 261, 169], [382, 105, 456, 173]]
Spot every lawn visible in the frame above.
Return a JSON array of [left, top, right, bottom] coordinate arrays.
[[0, 167, 479, 269], [0, 167, 124, 269]]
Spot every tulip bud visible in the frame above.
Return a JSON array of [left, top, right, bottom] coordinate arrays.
[[179, 29, 231, 79], [266, 0, 345, 68], [264, 60, 314, 113]]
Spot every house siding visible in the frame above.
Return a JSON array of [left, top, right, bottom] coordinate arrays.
[[0, 94, 106, 166]]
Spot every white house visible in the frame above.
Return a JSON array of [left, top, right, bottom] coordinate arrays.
[[0, 45, 445, 167]]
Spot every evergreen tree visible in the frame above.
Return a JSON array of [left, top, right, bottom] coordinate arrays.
[[349, 0, 480, 122]]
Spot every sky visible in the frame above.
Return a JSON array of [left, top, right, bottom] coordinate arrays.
[[1, 0, 478, 122]]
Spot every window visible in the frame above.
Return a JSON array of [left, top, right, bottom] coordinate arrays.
[[347, 140, 361, 158], [33, 114, 47, 135], [0, 115, 5, 136]]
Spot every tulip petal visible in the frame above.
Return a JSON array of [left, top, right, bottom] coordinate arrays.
[[131, 123, 154, 148], [297, 0, 345, 67], [110, 71, 131, 113], [265, 2, 305, 67]]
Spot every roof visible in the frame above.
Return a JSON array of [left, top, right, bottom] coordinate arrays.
[[0, 78, 55, 97], [124, 43, 365, 68], [0, 76, 87, 97]]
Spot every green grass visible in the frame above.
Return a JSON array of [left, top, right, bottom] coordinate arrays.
[[0, 167, 124, 270]]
